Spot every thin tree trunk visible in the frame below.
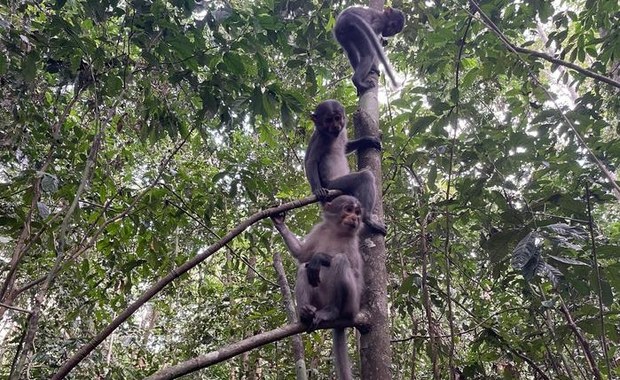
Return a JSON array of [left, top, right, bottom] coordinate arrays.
[[356, 3, 392, 379], [273, 252, 308, 380]]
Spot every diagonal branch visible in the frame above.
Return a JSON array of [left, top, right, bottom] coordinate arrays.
[[468, 0, 620, 199], [50, 190, 342, 380], [468, 0, 620, 89]]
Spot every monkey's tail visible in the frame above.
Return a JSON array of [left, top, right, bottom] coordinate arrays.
[[333, 328, 353, 380], [348, 13, 400, 88]]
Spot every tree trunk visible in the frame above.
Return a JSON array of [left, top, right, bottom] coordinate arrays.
[[355, 2, 392, 378]]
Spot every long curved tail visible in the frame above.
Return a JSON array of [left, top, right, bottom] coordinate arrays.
[[333, 328, 353, 380], [348, 13, 399, 88]]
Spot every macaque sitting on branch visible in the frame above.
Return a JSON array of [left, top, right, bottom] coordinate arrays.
[[306, 99, 386, 235], [271, 195, 364, 380]]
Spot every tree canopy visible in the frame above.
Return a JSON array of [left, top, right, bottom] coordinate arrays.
[[1, 0, 619, 379]]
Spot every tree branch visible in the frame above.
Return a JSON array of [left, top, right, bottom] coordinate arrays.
[[50, 190, 342, 380], [144, 314, 369, 380], [468, 0, 620, 89], [559, 299, 602, 379]]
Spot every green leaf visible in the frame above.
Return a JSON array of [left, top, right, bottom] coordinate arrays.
[[22, 52, 37, 82], [409, 116, 436, 136], [223, 52, 245, 76]]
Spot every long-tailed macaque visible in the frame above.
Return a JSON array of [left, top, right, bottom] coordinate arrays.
[[334, 6, 405, 93], [271, 195, 363, 380], [306, 99, 386, 235]]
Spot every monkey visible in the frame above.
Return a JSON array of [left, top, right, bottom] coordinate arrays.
[[306, 99, 386, 235], [333, 6, 405, 93], [271, 195, 363, 380]]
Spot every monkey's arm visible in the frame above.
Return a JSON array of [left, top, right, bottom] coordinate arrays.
[[274, 225, 306, 260], [271, 214, 307, 260], [346, 136, 382, 153], [306, 253, 332, 287], [304, 146, 329, 200]]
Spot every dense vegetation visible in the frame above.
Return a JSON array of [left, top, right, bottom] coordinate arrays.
[[1, 0, 619, 378]]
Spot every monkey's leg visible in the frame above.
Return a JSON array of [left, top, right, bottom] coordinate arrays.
[[312, 254, 352, 326], [295, 266, 319, 326], [326, 172, 387, 235], [351, 38, 377, 93], [341, 40, 361, 71]]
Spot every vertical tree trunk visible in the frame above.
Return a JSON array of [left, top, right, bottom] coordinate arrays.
[[355, 2, 392, 378], [273, 252, 308, 380]]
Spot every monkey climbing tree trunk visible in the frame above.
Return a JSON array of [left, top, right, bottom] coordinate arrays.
[[354, 1, 392, 378]]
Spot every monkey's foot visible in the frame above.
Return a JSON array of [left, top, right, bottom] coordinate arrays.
[[353, 78, 377, 96], [364, 215, 387, 236], [313, 187, 330, 202], [311, 307, 339, 330]]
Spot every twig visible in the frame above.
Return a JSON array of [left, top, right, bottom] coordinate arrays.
[[558, 299, 602, 379], [391, 306, 527, 342], [468, 0, 620, 89], [164, 185, 278, 288], [584, 182, 611, 379], [0, 302, 31, 314], [50, 190, 342, 380], [272, 252, 307, 380], [468, 0, 620, 199], [10, 98, 104, 380], [420, 212, 440, 380]]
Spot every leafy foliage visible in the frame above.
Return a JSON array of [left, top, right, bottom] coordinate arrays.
[[1, 0, 619, 379]]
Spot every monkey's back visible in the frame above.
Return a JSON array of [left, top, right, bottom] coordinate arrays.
[[334, 6, 384, 39]]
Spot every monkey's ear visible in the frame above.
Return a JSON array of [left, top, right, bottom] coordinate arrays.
[[310, 112, 318, 123], [323, 201, 334, 211]]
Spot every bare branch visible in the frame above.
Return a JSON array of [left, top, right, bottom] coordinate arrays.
[[0, 302, 31, 314], [272, 252, 307, 380], [559, 299, 602, 379], [144, 314, 369, 380], [468, 0, 620, 89]]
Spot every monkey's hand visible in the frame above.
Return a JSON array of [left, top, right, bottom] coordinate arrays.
[[306, 253, 332, 287], [270, 212, 286, 226], [299, 304, 317, 327], [313, 187, 330, 201], [366, 136, 382, 151]]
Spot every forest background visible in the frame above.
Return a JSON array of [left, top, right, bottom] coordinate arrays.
[[0, 0, 619, 379]]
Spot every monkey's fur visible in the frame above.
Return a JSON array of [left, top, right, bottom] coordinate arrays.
[[271, 195, 364, 380], [306, 99, 386, 235], [334, 6, 405, 93]]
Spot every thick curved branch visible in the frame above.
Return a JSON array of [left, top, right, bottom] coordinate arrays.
[[50, 190, 342, 380], [144, 314, 369, 380]]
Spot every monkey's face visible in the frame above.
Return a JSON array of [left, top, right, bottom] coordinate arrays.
[[383, 9, 405, 37], [318, 111, 346, 137], [340, 203, 362, 230]]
